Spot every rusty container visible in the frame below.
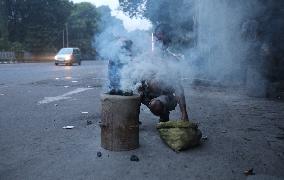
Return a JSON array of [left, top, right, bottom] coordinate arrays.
[[100, 94, 141, 151]]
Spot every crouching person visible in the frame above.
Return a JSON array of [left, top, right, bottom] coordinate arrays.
[[138, 79, 189, 122]]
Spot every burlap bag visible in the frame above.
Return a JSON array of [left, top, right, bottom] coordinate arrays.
[[156, 120, 202, 151]]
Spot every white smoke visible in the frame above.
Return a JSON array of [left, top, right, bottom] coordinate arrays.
[[94, 1, 282, 96], [120, 49, 185, 92]]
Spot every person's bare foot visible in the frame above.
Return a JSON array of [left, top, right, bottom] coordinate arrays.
[[159, 113, 169, 123], [159, 118, 169, 123]]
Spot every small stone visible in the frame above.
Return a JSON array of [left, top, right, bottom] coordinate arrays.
[[97, 151, 102, 157], [244, 168, 255, 176], [130, 155, 139, 162], [87, 120, 93, 125], [201, 136, 208, 140], [54, 104, 58, 107]]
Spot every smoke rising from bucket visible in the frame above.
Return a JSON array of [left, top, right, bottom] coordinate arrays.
[[94, 1, 284, 96], [94, 6, 192, 93]]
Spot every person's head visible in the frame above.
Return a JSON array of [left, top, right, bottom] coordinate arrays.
[[117, 37, 133, 51], [154, 23, 172, 47], [149, 99, 165, 116]]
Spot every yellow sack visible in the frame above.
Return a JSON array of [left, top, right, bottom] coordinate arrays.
[[156, 120, 202, 151]]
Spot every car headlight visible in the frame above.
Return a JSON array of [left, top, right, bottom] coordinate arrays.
[[65, 55, 72, 60], [54, 55, 58, 60]]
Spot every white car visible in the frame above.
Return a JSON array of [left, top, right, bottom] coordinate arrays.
[[54, 47, 81, 66]]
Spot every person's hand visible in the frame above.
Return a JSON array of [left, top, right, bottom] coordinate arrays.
[[139, 92, 144, 101]]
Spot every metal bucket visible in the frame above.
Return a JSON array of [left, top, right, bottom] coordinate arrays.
[[100, 94, 141, 151]]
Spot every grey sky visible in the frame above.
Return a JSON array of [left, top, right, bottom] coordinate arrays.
[[71, 0, 152, 31]]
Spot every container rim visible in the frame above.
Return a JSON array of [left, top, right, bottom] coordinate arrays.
[[100, 93, 141, 100]]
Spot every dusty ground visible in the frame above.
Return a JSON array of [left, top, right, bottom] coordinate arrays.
[[0, 61, 283, 180]]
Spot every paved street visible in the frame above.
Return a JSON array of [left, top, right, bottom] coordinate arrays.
[[0, 61, 283, 180]]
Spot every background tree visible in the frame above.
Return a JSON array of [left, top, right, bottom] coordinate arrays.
[[0, 0, 9, 50], [1, 0, 73, 53], [67, 2, 99, 59], [119, 0, 196, 48], [1, 0, 100, 59]]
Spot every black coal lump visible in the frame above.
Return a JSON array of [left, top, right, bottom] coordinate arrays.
[[97, 151, 102, 157], [130, 155, 139, 162]]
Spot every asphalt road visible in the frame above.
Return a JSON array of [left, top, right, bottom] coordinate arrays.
[[0, 61, 284, 180]]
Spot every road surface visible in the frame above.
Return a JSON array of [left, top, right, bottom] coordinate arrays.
[[0, 61, 283, 180]]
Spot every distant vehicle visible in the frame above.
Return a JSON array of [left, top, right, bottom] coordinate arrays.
[[54, 48, 81, 66]]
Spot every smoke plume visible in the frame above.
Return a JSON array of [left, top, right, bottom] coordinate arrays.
[[94, 1, 284, 96]]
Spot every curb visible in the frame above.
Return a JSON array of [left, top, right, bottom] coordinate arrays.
[[0, 61, 18, 64]]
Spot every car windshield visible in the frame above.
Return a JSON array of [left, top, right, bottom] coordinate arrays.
[[57, 48, 73, 55]]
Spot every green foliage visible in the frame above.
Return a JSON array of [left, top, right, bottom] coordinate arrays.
[[119, 0, 143, 18], [11, 0, 72, 52], [0, 0, 73, 53], [0, 38, 9, 50], [9, 41, 25, 52], [67, 2, 99, 59], [0, 0, 99, 59], [0, 0, 9, 49], [119, 0, 195, 47]]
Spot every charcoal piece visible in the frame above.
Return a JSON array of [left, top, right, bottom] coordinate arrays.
[[244, 168, 255, 176], [108, 89, 133, 96], [130, 155, 139, 162], [97, 151, 102, 157], [122, 91, 133, 96], [108, 89, 120, 95], [87, 120, 93, 125]]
